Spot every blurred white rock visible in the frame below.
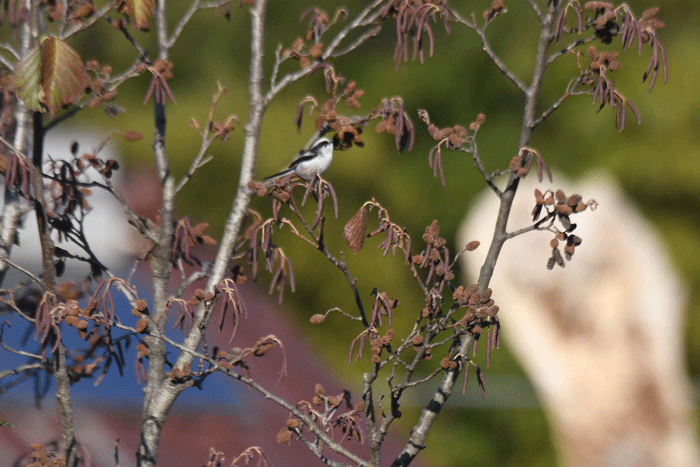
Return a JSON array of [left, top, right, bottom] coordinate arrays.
[[458, 170, 699, 467], [1, 126, 137, 279]]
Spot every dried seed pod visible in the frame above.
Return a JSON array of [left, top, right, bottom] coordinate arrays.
[[465, 241, 480, 251], [310, 314, 325, 324], [556, 204, 573, 216], [567, 194, 582, 207], [534, 189, 544, 205]]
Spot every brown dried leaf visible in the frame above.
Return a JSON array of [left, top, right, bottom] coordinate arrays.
[[343, 206, 367, 253], [39, 37, 92, 116]]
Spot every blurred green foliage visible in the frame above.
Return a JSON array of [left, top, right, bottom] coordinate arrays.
[[54, 0, 700, 465]]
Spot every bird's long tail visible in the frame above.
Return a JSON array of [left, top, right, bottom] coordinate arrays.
[[261, 168, 295, 187]]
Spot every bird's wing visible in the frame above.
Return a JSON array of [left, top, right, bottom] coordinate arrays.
[[287, 152, 317, 170]]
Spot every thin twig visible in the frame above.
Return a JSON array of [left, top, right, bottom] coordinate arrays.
[[451, 11, 528, 94]]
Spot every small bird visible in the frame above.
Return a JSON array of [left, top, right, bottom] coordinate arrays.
[[262, 138, 334, 187]]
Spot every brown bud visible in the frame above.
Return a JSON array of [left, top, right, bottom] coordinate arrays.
[[310, 314, 325, 324], [309, 43, 323, 58], [556, 204, 573, 216], [136, 317, 149, 333], [465, 241, 480, 251], [287, 418, 300, 429], [534, 189, 544, 205], [567, 194, 582, 207], [277, 428, 293, 444]]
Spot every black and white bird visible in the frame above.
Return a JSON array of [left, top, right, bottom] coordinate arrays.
[[262, 138, 334, 187]]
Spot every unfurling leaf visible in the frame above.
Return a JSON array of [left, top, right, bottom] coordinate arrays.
[[21, 37, 92, 116], [14, 46, 42, 111], [343, 206, 367, 253]]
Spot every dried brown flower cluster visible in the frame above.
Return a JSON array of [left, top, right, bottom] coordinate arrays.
[[508, 147, 553, 182], [452, 285, 499, 326], [169, 363, 192, 382], [374, 97, 415, 153], [205, 447, 271, 467], [278, 384, 364, 447], [144, 58, 176, 106], [560, 3, 666, 88], [343, 200, 411, 261], [417, 110, 485, 186], [1, 151, 34, 196], [20, 443, 68, 467], [532, 188, 598, 269], [293, 72, 367, 150], [370, 291, 399, 328], [577, 45, 642, 130], [412, 220, 455, 287], [382, 0, 454, 69], [369, 328, 396, 363], [170, 218, 216, 267], [315, 95, 363, 150], [281, 8, 348, 77], [84, 59, 123, 117], [189, 83, 240, 142], [484, 0, 506, 22], [552, 3, 668, 129], [241, 216, 297, 303], [245, 170, 343, 303], [213, 336, 287, 385], [284, 36, 325, 70], [300, 7, 348, 45]]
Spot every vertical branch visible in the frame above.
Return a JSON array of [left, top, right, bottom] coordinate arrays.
[[0, 0, 33, 287], [175, 0, 268, 361], [31, 112, 54, 288], [477, 2, 558, 291], [138, 2, 175, 466], [34, 103, 78, 467], [55, 343, 78, 467], [392, 3, 561, 466], [34, 110, 79, 467], [138, 1, 268, 466]]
